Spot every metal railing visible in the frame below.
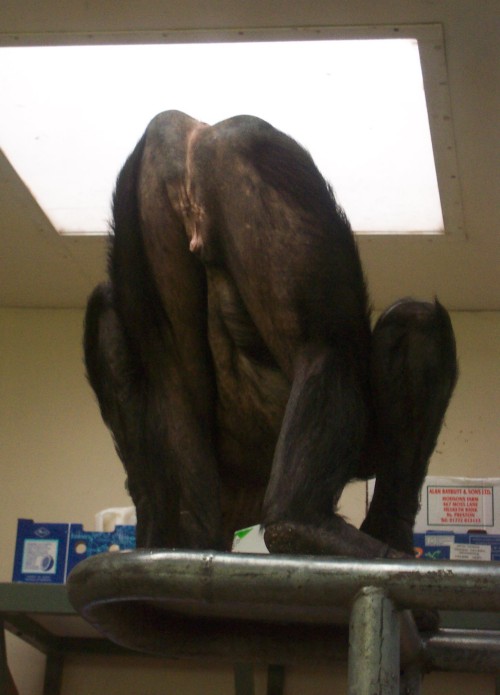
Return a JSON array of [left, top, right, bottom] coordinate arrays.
[[67, 551, 500, 694]]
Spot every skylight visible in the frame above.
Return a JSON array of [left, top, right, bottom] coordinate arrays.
[[0, 37, 447, 235]]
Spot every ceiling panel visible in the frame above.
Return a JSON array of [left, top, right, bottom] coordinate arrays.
[[0, 0, 498, 310]]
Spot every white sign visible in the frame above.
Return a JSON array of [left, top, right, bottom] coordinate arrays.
[[450, 543, 491, 561], [427, 486, 494, 527]]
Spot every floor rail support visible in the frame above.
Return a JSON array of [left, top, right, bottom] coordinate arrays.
[[348, 587, 401, 695]]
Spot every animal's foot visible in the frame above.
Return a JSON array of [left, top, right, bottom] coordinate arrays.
[[263, 519, 409, 559], [264, 519, 440, 633]]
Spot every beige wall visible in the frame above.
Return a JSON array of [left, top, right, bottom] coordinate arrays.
[[1, 308, 498, 694]]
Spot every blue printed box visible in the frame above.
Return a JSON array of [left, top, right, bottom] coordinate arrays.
[[414, 531, 500, 562], [12, 519, 70, 583], [66, 523, 136, 577], [13, 519, 136, 583]]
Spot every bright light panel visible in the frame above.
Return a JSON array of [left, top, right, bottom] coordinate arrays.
[[0, 40, 444, 235]]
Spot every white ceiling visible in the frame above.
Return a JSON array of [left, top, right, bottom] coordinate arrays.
[[1, 0, 498, 311]]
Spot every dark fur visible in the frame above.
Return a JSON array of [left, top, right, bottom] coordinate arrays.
[[84, 111, 458, 556]]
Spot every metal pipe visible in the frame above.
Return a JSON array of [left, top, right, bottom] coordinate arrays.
[[68, 550, 500, 617], [423, 629, 500, 673], [66, 551, 500, 675], [348, 587, 400, 695]]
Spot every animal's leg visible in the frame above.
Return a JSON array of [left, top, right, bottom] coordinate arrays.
[[263, 345, 394, 556], [86, 112, 224, 550], [84, 283, 159, 547], [85, 278, 224, 550], [360, 299, 458, 554], [262, 342, 409, 558], [263, 343, 365, 525]]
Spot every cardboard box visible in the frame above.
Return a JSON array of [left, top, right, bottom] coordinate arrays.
[[12, 519, 136, 583], [413, 530, 500, 561], [66, 523, 136, 577], [413, 477, 500, 532], [369, 476, 500, 561], [12, 519, 70, 583], [232, 525, 268, 553]]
